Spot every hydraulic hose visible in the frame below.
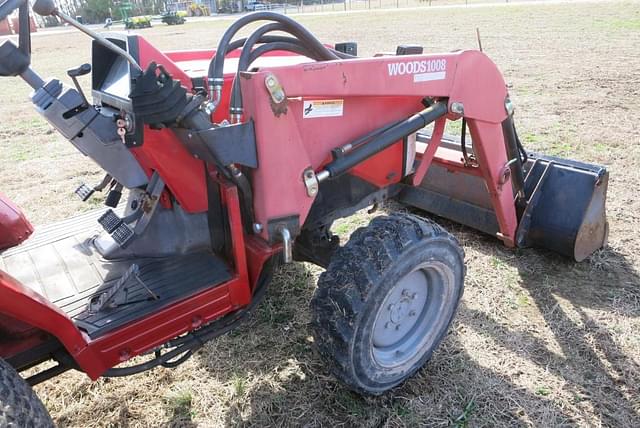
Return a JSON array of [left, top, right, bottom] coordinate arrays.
[[230, 23, 293, 119], [237, 23, 290, 72], [208, 12, 338, 80], [229, 22, 324, 119], [230, 40, 318, 121], [247, 41, 315, 64], [102, 258, 275, 377], [206, 12, 339, 112]]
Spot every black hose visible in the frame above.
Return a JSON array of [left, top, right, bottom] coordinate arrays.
[[102, 258, 276, 377], [461, 117, 473, 166], [237, 23, 290, 72], [208, 11, 339, 85], [157, 349, 193, 368], [248, 42, 315, 64], [230, 23, 296, 115], [230, 41, 319, 115]]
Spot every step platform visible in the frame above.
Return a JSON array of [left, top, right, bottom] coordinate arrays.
[[0, 208, 231, 339]]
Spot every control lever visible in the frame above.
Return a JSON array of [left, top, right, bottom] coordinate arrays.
[[67, 63, 91, 106]]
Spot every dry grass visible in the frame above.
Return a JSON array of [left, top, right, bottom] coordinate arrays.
[[1, 0, 639, 426]]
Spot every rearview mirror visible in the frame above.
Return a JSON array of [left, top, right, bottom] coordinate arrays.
[[32, 0, 55, 16]]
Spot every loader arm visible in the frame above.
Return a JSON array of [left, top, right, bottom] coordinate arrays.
[[239, 49, 519, 246]]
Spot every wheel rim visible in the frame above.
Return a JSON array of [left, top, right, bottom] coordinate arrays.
[[371, 262, 454, 368]]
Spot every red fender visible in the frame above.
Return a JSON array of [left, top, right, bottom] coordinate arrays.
[[0, 271, 98, 367], [0, 193, 33, 251]]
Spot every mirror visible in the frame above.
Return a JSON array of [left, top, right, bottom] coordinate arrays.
[[32, 0, 55, 16]]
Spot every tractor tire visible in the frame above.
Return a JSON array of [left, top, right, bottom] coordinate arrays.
[[0, 358, 53, 427], [310, 213, 464, 395]]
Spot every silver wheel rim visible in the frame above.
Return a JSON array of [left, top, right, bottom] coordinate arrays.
[[371, 261, 454, 368]]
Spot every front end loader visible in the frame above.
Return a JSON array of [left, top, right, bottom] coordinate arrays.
[[0, 0, 607, 424]]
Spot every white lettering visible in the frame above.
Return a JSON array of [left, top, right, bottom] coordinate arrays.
[[387, 59, 447, 78]]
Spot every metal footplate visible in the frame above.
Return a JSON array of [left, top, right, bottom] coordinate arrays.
[[98, 209, 135, 247]]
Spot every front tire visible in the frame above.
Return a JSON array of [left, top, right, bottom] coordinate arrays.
[[310, 213, 464, 395], [0, 358, 53, 427]]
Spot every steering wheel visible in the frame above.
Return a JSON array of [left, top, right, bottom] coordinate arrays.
[[0, 0, 26, 22]]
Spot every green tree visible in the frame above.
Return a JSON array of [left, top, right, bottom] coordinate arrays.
[[78, 0, 114, 22]]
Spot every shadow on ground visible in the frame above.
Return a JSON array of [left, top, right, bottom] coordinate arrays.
[[192, 240, 639, 426]]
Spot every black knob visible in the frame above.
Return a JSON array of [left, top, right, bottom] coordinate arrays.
[[67, 63, 91, 78]]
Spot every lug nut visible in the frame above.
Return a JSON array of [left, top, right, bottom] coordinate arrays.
[[395, 324, 401, 330], [409, 310, 416, 317], [384, 322, 390, 329]]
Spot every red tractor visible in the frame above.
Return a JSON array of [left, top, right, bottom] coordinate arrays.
[[0, 0, 608, 425]]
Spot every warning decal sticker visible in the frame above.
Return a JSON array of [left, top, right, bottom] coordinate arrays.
[[303, 99, 344, 118]]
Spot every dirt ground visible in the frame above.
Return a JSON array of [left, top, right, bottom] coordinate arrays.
[[1, 0, 639, 426]]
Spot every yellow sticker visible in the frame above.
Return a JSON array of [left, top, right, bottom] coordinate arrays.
[[303, 99, 344, 118]]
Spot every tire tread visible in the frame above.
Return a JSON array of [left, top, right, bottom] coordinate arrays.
[[0, 358, 53, 428], [310, 213, 464, 394]]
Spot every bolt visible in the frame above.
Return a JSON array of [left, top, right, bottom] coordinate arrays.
[[266, 76, 276, 87], [450, 102, 464, 115], [395, 324, 401, 331], [411, 293, 417, 300], [252, 223, 263, 234], [402, 289, 410, 297], [384, 322, 390, 329], [409, 310, 416, 317]]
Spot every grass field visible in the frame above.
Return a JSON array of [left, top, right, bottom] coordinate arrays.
[[1, 0, 639, 426]]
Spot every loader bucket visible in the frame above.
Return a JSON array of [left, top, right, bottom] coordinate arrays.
[[516, 153, 609, 261], [399, 134, 609, 261]]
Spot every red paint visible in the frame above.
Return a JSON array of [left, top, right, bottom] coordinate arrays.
[[124, 38, 208, 213], [412, 117, 446, 186], [239, 49, 515, 242], [131, 129, 208, 213], [0, 193, 33, 251], [0, 174, 261, 378], [0, 37, 521, 380], [0, 271, 95, 362]]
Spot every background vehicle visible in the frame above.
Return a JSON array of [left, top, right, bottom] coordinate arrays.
[[0, 0, 608, 425], [125, 15, 152, 29], [245, 1, 267, 11], [162, 10, 187, 25]]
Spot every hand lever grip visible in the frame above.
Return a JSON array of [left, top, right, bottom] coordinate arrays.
[[67, 63, 91, 107], [67, 63, 91, 78]]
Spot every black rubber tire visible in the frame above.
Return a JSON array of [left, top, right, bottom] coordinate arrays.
[[310, 213, 465, 395], [0, 358, 53, 427]]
